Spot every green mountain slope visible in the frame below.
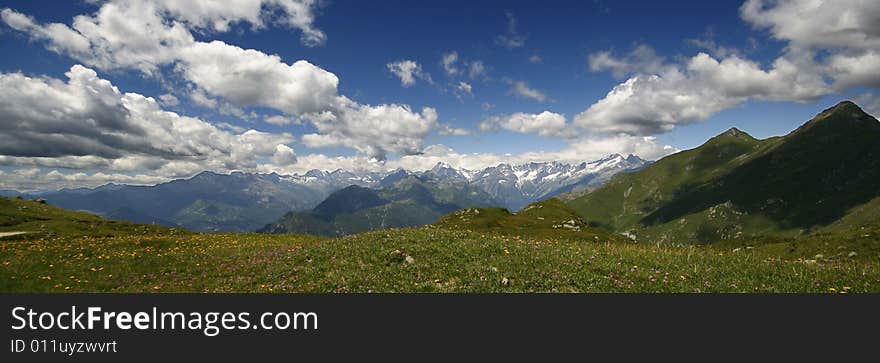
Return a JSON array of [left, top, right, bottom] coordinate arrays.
[[568, 101, 880, 244], [259, 176, 501, 236], [0, 197, 182, 239]]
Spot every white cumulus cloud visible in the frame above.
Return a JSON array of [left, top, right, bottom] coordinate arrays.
[[0, 65, 296, 178], [301, 97, 438, 160], [1, 1, 438, 159], [440, 51, 460, 77], [386, 60, 431, 87], [496, 11, 526, 49], [578, 0, 880, 136], [480, 111, 572, 138], [508, 80, 547, 102], [588, 44, 667, 79]]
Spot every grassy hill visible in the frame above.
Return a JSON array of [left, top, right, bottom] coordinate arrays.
[[435, 199, 619, 241], [568, 101, 880, 244], [0, 197, 183, 240]]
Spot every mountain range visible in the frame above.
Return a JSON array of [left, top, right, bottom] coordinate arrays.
[[21, 170, 384, 232], [15, 154, 647, 232], [566, 101, 880, 244], [3, 100, 878, 294], [4, 100, 878, 247], [259, 175, 500, 236], [462, 154, 648, 210]]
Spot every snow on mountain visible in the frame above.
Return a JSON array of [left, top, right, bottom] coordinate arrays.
[[204, 154, 647, 213], [26, 154, 647, 232], [281, 169, 386, 192], [417, 154, 649, 211]]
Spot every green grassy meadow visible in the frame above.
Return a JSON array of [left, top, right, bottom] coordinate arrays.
[[3, 227, 878, 293], [2, 197, 878, 293]]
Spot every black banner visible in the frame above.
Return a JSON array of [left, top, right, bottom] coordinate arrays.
[[1, 294, 877, 361]]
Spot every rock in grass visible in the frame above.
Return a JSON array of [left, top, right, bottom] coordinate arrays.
[[848, 251, 858, 258], [388, 249, 405, 264], [501, 277, 510, 286], [388, 249, 415, 265]]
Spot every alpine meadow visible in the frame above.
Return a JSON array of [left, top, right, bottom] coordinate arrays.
[[1, 0, 880, 293]]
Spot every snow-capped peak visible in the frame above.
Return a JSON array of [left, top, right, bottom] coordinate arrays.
[[463, 156, 649, 210], [236, 155, 647, 212], [431, 161, 455, 171]]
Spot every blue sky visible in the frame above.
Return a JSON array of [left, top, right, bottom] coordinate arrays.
[[0, 0, 878, 190]]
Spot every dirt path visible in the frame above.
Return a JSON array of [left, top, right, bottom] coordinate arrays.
[[0, 231, 29, 238]]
